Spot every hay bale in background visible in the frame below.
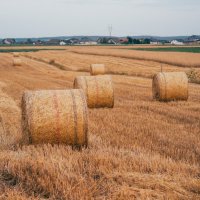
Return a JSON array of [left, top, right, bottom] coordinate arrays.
[[22, 89, 88, 147], [13, 52, 20, 57], [152, 72, 188, 101], [74, 75, 114, 108], [90, 64, 106, 75], [13, 58, 22, 66]]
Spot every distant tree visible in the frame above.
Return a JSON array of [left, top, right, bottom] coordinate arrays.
[[26, 39, 33, 44], [162, 40, 169, 44], [127, 37, 143, 44], [143, 38, 151, 44], [127, 37, 133, 44], [132, 39, 141, 44]]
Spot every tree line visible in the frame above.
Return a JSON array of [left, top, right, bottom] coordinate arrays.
[[127, 37, 151, 44]]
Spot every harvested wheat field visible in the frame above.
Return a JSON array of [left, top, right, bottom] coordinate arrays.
[[22, 46, 200, 82], [0, 47, 200, 200]]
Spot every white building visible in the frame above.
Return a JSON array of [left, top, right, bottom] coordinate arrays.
[[150, 41, 162, 45], [171, 40, 184, 45], [80, 41, 98, 45], [60, 41, 66, 46]]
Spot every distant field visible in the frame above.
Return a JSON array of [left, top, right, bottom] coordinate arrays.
[[70, 46, 200, 68], [130, 47, 200, 53]]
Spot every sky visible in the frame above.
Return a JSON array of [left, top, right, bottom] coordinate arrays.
[[0, 0, 199, 38]]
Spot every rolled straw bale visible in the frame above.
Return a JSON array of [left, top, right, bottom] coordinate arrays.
[[90, 64, 106, 75], [13, 52, 20, 57], [74, 75, 114, 108], [152, 72, 188, 101], [13, 58, 22, 66], [22, 89, 88, 147]]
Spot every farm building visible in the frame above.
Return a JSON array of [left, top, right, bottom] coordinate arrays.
[[97, 37, 120, 45], [2, 38, 16, 45], [171, 40, 184, 45], [119, 38, 129, 44], [60, 41, 67, 45], [45, 39, 60, 45], [80, 37, 97, 45], [65, 38, 80, 45]]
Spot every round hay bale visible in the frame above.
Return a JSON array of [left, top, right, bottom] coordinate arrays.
[[152, 72, 188, 101], [13, 52, 20, 57], [90, 64, 106, 75], [21, 89, 88, 147], [13, 58, 22, 66], [74, 75, 114, 108]]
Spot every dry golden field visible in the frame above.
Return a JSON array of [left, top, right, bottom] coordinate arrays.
[[0, 46, 200, 199], [22, 46, 200, 82]]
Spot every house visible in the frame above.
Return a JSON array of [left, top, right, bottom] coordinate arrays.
[[45, 39, 60, 45], [97, 37, 120, 45], [150, 41, 162, 45], [25, 39, 34, 45], [70, 38, 80, 44], [107, 38, 119, 45], [184, 35, 200, 44], [33, 40, 44, 46], [186, 35, 200, 42], [80, 37, 97, 45], [64, 39, 73, 45], [80, 41, 97, 45], [150, 39, 162, 45], [171, 40, 184, 45], [80, 37, 91, 44], [60, 41, 66, 46], [149, 37, 162, 45], [119, 38, 129, 44], [64, 38, 80, 45], [2, 38, 16, 45]]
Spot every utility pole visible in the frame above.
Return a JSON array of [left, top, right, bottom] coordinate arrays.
[[108, 25, 113, 37]]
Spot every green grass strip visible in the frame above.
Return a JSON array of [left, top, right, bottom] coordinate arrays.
[[129, 47, 200, 53]]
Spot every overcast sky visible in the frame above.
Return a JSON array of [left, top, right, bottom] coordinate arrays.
[[0, 0, 199, 38]]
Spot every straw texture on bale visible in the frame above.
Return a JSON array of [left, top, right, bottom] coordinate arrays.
[[13, 58, 22, 66], [152, 72, 188, 101], [74, 75, 114, 108], [13, 52, 20, 57], [22, 89, 88, 147], [90, 64, 106, 75]]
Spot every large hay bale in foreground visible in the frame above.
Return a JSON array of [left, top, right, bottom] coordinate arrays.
[[74, 75, 114, 108], [13, 52, 20, 57], [90, 64, 106, 75], [152, 72, 188, 101], [22, 89, 88, 147], [13, 58, 22, 66]]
